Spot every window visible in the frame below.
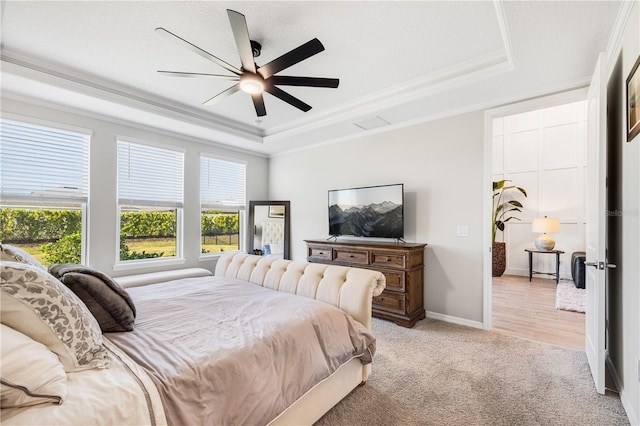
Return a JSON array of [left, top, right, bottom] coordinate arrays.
[[200, 155, 246, 255], [0, 118, 90, 266], [117, 139, 184, 263]]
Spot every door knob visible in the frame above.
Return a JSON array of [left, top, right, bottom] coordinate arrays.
[[585, 261, 617, 270]]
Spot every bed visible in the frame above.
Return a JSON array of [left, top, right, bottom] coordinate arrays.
[[0, 249, 385, 425]]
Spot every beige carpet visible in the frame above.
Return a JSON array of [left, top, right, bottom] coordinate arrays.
[[555, 280, 586, 313], [315, 318, 628, 426]]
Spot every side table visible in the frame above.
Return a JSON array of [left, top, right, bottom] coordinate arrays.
[[524, 248, 564, 284]]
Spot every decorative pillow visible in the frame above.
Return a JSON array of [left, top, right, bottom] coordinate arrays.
[[49, 263, 136, 332], [0, 243, 46, 271], [270, 242, 284, 255], [1, 324, 68, 408], [0, 261, 109, 372]]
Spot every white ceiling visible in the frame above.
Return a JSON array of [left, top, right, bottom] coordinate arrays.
[[0, 1, 623, 155]]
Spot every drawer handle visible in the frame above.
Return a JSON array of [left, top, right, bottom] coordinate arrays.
[[349, 254, 354, 258], [385, 257, 391, 261], [318, 252, 324, 255]]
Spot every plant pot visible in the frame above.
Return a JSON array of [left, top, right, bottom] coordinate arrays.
[[492, 242, 506, 277]]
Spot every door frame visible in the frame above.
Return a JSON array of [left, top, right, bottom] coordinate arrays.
[[482, 88, 588, 330]]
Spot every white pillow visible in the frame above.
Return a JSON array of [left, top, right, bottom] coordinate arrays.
[[270, 242, 284, 255], [0, 324, 68, 408], [0, 261, 109, 372]]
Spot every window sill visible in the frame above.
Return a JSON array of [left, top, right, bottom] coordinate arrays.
[[113, 257, 186, 272], [198, 251, 241, 262]]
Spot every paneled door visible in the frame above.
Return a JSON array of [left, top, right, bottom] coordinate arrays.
[[585, 52, 608, 395]]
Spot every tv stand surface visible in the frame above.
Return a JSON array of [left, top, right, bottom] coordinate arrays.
[[304, 239, 426, 328]]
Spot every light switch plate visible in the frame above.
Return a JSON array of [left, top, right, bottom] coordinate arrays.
[[457, 225, 469, 237]]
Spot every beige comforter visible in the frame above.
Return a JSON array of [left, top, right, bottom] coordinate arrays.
[[107, 275, 375, 426]]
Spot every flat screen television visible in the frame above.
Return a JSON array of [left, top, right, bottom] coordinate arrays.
[[328, 183, 404, 239]]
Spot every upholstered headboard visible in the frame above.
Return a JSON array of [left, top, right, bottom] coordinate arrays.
[[260, 220, 285, 255], [214, 252, 385, 330]]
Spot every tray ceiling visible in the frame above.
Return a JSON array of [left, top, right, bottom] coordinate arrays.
[[0, 1, 623, 155]]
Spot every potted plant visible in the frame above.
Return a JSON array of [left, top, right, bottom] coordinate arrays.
[[492, 179, 527, 277]]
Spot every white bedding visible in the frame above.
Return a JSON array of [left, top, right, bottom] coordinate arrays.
[[1, 253, 385, 426], [106, 275, 375, 425], [1, 339, 166, 426]]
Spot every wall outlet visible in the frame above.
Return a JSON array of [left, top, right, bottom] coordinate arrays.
[[456, 225, 469, 237]]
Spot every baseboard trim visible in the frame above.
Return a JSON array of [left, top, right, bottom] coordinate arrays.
[[425, 311, 484, 330], [605, 355, 639, 425]]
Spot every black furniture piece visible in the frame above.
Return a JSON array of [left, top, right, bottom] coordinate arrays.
[[525, 248, 564, 284], [571, 251, 586, 289]]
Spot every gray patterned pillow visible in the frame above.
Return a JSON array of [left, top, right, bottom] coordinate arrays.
[[0, 244, 46, 271], [0, 261, 109, 372]]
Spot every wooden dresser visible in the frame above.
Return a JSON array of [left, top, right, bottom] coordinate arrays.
[[304, 239, 426, 328]]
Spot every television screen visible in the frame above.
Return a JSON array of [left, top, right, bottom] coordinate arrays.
[[328, 183, 404, 239]]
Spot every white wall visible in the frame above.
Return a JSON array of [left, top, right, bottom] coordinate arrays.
[[609, 2, 640, 423], [269, 112, 486, 325], [492, 101, 587, 279], [1, 98, 269, 277]]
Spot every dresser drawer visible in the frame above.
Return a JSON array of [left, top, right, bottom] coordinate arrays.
[[334, 249, 369, 265], [370, 252, 406, 269], [373, 291, 405, 314], [308, 246, 332, 261], [382, 270, 405, 291], [305, 239, 426, 328]]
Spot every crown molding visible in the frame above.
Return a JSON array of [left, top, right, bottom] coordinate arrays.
[[1, 52, 264, 140], [2, 28, 511, 150], [264, 2, 514, 143], [264, 49, 512, 144], [605, 0, 636, 68], [1, 93, 270, 158], [271, 77, 590, 158], [493, 0, 514, 66]]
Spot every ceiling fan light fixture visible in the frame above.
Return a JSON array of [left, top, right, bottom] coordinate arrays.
[[156, 10, 339, 116], [239, 74, 265, 94]]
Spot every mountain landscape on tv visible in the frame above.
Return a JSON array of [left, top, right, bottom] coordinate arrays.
[[329, 201, 403, 238]]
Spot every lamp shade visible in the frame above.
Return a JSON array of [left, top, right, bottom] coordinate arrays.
[[532, 216, 560, 250], [532, 217, 560, 234]]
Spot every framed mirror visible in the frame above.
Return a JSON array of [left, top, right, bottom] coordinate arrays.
[[248, 201, 291, 260]]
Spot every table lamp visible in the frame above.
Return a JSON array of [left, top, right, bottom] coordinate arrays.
[[532, 216, 560, 250]]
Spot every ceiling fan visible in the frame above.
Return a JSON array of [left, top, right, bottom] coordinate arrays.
[[155, 9, 339, 117]]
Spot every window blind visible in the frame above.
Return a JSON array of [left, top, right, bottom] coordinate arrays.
[[200, 155, 246, 209], [0, 119, 90, 205], [117, 140, 184, 207]]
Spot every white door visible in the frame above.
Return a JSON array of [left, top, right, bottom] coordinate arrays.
[[585, 52, 608, 395]]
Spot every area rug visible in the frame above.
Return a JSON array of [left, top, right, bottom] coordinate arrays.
[[555, 280, 586, 313]]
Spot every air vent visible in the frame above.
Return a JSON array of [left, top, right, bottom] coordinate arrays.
[[354, 116, 390, 131]]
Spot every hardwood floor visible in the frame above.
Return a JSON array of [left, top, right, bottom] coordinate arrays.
[[492, 275, 585, 350]]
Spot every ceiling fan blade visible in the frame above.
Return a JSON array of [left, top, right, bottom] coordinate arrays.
[[269, 75, 339, 88], [158, 71, 239, 81], [258, 38, 325, 79], [203, 84, 241, 106], [265, 85, 311, 112], [227, 10, 257, 74], [155, 27, 241, 76], [251, 93, 266, 117]]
